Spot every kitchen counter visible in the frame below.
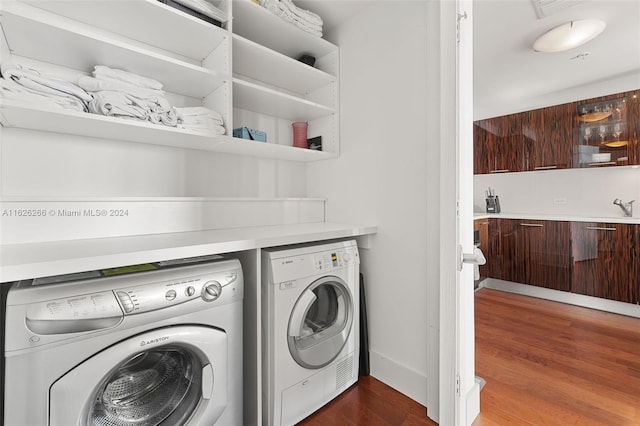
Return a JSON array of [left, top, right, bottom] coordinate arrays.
[[0, 222, 377, 283], [473, 212, 640, 224]]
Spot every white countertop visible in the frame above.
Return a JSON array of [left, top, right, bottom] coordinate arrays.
[[473, 212, 640, 224], [0, 222, 377, 283]]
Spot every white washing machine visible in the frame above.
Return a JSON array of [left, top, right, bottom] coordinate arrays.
[[262, 240, 360, 426], [3, 256, 243, 426]]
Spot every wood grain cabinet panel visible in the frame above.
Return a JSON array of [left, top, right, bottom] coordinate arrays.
[[474, 219, 490, 280], [473, 114, 523, 175], [487, 219, 518, 282], [514, 220, 572, 291], [625, 89, 640, 165], [521, 104, 574, 171], [570, 222, 639, 304]]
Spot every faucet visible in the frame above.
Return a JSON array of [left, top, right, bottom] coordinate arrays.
[[613, 198, 635, 217]]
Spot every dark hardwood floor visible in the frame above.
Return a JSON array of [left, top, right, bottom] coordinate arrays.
[[298, 288, 640, 425], [298, 375, 437, 425]]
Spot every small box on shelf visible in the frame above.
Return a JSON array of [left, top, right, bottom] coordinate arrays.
[[233, 127, 267, 142]]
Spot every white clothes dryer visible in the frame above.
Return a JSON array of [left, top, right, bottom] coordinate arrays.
[[262, 240, 360, 426], [3, 256, 243, 426]]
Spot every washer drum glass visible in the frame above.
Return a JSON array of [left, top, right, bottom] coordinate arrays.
[[88, 346, 202, 426]]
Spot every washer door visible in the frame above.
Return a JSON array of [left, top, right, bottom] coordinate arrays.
[[287, 276, 353, 369], [49, 326, 227, 426]]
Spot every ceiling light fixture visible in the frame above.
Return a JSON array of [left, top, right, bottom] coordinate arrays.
[[533, 19, 606, 53]]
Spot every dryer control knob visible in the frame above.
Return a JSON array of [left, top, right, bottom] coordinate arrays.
[[343, 251, 353, 262], [202, 281, 222, 302]]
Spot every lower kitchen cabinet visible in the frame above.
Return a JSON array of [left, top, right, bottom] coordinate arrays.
[[570, 222, 640, 304], [474, 219, 490, 281], [484, 218, 638, 303], [514, 219, 572, 291], [489, 219, 571, 291]]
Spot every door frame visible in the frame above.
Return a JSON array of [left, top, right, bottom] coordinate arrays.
[[428, 0, 478, 424]]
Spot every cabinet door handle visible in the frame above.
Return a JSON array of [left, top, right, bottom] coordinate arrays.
[[490, 169, 510, 173], [585, 226, 616, 231], [534, 165, 558, 170], [480, 222, 490, 225], [520, 223, 544, 227]]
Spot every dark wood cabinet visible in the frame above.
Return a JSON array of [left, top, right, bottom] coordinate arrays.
[[521, 104, 574, 171], [571, 222, 640, 304], [473, 114, 523, 175], [625, 90, 640, 165], [474, 219, 490, 281], [474, 89, 640, 175], [486, 218, 571, 291], [484, 218, 640, 303]]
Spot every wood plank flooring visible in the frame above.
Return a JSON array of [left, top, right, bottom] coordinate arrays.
[[473, 288, 640, 426], [298, 375, 437, 425], [298, 288, 640, 425]]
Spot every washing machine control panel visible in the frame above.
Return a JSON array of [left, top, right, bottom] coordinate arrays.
[[116, 271, 238, 314]]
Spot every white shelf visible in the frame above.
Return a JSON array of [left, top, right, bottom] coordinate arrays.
[[233, 78, 334, 121], [232, 0, 337, 59], [0, 100, 336, 161], [233, 35, 335, 95], [1, 1, 225, 98], [20, 0, 229, 61]]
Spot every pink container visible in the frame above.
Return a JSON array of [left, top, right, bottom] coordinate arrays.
[[292, 122, 308, 148]]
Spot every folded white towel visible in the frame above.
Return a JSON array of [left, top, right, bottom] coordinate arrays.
[[1, 63, 92, 110], [261, 0, 322, 37], [93, 65, 163, 90], [89, 91, 148, 120], [176, 106, 223, 124], [280, 0, 322, 27], [0, 77, 86, 112], [78, 75, 165, 98], [177, 121, 226, 134], [171, 0, 227, 22]]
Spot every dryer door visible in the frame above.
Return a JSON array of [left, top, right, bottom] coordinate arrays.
[[287, 276, 354, 369], [49, 326, 227, 426]]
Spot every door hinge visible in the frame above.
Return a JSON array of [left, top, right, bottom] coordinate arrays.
[[455, 374, 461, 396], [456, 11, 468, 43]]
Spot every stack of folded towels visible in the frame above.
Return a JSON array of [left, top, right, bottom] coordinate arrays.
[[259, 0, 323, 37], [1, 62, 226, 135], [175, 106, 226, 134], [0, 63, 92, 112], [79, 65, 178, 127]]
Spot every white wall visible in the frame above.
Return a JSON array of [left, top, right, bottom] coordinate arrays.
[[475, 166, 640, 217], [475, 70, 640, 120], [308, 1, 432, 406], [0, 128, 306, 198]]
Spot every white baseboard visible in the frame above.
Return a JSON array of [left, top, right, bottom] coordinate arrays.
[[465, 381, 481, 425], [369, 350, 428, 407]]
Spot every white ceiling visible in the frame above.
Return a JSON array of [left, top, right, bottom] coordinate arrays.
[[292, 1, 640, 118], [474, 0, 640, 118]]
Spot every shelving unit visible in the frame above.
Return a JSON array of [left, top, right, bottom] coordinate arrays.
[[0, 0, 340, 161]]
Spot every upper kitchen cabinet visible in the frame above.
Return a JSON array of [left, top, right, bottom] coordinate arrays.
[[473, 114, 524, 175], [625, 89, 640, 165], [474, 89, 640, 175], [521, 103, 574, 171], [575, 91, 638, 168]]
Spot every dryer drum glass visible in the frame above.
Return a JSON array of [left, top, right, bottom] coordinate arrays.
[[305, 285, 339, 333], [88, 346, 202, 426]]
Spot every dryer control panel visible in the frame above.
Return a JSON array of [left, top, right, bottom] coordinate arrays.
[[268, 242, 360, 284]]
